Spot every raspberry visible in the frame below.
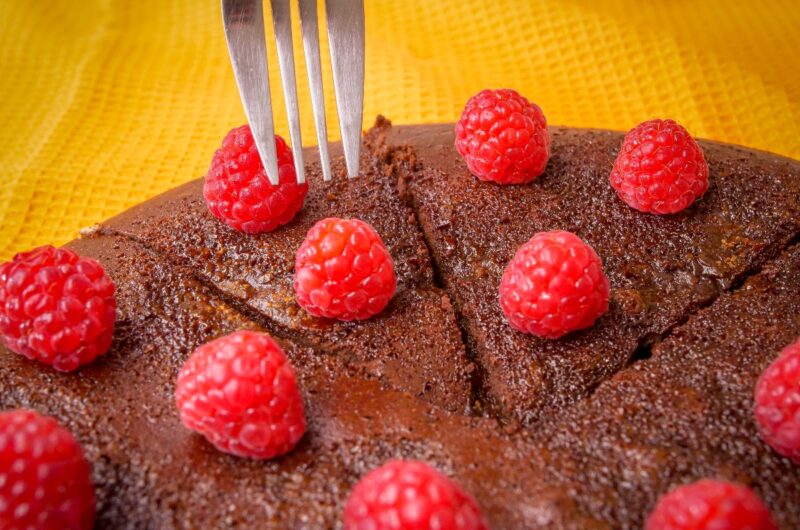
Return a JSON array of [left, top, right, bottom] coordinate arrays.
[[203, 125, 308, 234], [175, 330, 306, 459], [610, 119, 709, 215], [0, 410, 95, 530], [294, 218, 397, 321], [499, 231, 609, 339], [343, 460, 488, 530], [645, 479, 777, 530], [455, 88, 550, 185], [0, 245, 116, 372], [754, 337, 800, 464]]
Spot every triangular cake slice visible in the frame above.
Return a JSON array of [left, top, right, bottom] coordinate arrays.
[[102, 123, 473, 413], [535, 243, 800, 529], [393, 122, 800, 423], [0, 234, 607, 529]]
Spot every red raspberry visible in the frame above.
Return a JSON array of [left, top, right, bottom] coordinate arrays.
[[343, 460, 488, 530], [203, 125, 308, 234], [175, 330, 306, 459], [645, 479, 777, 530], [499, 231, 609, 339], [610, 119, 709, 215], [754, 337, 800, 464], [294, 218, 397, 321], [0, 410, 95, 530], [455, 88, 550, 185], [0, 245, 116, 372]]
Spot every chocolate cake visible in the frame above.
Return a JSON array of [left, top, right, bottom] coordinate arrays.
[[1, 119, 799, 528], [392, 122, 800, 423], [533, 243, 800, 529], [0, 234, 607, 529], [101, 126, 473, 414]]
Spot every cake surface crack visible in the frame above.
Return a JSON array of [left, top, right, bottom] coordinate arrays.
[[388, 121, 800, 426]]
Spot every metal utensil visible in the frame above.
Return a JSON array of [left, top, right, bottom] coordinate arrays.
[[222, 0, 365, 185]]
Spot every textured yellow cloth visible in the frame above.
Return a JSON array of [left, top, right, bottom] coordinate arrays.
[[1, 1, 799, 260]]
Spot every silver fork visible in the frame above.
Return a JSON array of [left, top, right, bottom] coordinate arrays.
[[221, 0, 365, 185]]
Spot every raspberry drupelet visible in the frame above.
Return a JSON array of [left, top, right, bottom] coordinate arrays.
[[645, 479, 777, 530], [0, 245, 116, 372], [203, 125, 308, 234], [343, 460, 488, 530], [499, 230, 610, 339], [294, 217, 397, 321], [455, 88, 550, 185], [175, 330, 306, 460], [0, 410, 96, 530], [754, 337, 800, 464], [610, 119, 709, 215]]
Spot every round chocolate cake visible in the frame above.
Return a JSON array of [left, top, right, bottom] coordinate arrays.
[[2, 116, 799, 528]]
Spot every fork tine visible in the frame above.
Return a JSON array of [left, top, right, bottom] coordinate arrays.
[[222, 0, 280, 185], [326, 0, 365, 178], [270, 0, 305, 184], [298, 0, 332, 182]]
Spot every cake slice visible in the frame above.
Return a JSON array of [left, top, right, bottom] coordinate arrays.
[[393, 122, 800, 423], [534, 243, 800, 529], [0, 234, 606, 529], [102, 124, 473, 414]]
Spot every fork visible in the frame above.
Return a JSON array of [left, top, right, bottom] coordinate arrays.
[[221, 0, 365, 185]]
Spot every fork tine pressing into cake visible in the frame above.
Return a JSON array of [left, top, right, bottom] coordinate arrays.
[[222, 0, 365, 185], [325, 0, 365, 179], [270, 0, 306, 183], [298, 0, 332, 182], [221, 0, 281, 185]]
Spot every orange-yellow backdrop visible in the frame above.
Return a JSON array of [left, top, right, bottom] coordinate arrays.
[[1, 0, 799, 260]]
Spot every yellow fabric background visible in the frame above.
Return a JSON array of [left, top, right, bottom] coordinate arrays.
[[1, 1, 799, 260]]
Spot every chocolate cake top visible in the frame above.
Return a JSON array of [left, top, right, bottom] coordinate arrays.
[[2, 119, 799, 528], [535, 243, 800, 529], [393, 122, 800, 424], [102, 123, 473, 414], [0, 234, 606, 529]]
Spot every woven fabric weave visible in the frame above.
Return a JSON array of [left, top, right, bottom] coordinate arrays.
[[1, 0, 798, 259]]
